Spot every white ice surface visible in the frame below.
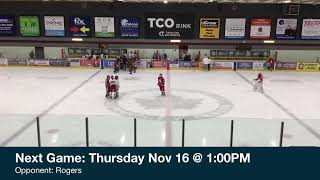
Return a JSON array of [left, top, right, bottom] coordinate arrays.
[[0, 68, 319, 147]]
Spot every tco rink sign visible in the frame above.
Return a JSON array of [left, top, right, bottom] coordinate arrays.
[[144, 14, 194, 39]]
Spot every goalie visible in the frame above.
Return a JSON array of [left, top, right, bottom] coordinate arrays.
[[253, 73, 264, 93]]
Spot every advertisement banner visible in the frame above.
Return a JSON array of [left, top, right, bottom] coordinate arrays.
[[0, 58, 8, 65], [137, 60, 147, 68], [250, 19, 271, 39], [69, 17, 91, 37], [7, 58, 28, 66], [19, 16, 40, 36], [145, 14, 194, 39], [296, 63, 319, 71], [225, 18, 246, 39], [179, 61, 193, 68], [170, 60, 179, 68], [34, 59, 49, 66], [44, 16, 65, 37], [0, 16, 16, 36], [152, 60, 167, 68], [119, 17, 139, 38], [102, 59, 115, 68], [253, 61, 265, 70], [68, 58, 80, 67], [49, 59, 64, 66], [275, 62, 297, 70], [80, 59, 100, 67], [192, 61, 200, 67], [94, 17, 115, 38], [199, 18, 220, 39], [301, 19, 320, 39], [276, 19, 297, 39], [212, 62, 233, 70], [236, 62, 253, 70]]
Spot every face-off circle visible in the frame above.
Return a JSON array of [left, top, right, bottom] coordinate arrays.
[[104, 88, 233, 121]]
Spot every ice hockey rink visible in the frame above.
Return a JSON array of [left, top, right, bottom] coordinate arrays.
[[1, 68, 320, 147]]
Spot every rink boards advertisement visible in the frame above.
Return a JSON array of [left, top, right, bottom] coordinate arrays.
[[102, 59, 115, 68], [252, 61, 265, 70], [49, 59, 64, 66], [0, 58, 8, 65], [296, 63, 319, 71], [236, 62, 253, 70], [170, 60, 179, 68], [179, 61, 193, 67], [7, 58, 28, 66], [68, 58, 80, 66], [34, 59, 49, 66], [276, 62, 297, 70], [152, 60, 167, 68], [211, 61, 233, 70], [80, 59, 100, 67]]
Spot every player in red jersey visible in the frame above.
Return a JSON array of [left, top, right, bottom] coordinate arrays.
[[105, 75, 110, 98], [254, 73, 264, 92], [158, 73, 165, 96], [267, 57, 275, 71]]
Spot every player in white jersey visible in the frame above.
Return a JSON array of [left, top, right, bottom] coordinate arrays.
[[253, 73, 264, 93], [109, 75, 117, 99], [115, 75, 120, 98]]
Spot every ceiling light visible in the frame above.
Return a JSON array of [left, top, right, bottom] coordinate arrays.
[[283, 0, 291, 3], [72, 38, 83, 42], [164, 1, 168, 4], [263, 40, 275, 44], [170, 39, 181, 43]]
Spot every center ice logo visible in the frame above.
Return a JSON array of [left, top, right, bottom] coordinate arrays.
[[105, 88, 233, 120], [136, 95, 202, 110]]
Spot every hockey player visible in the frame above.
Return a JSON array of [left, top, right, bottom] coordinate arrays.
[[115, 75, 120, 98], [128, 57, 134, 74], [158, 73, 165, 96], [113, 58, 120, 74], [254, 72, 264, 92], [109, 75, 117, 99], [105, 75, 110, 98]]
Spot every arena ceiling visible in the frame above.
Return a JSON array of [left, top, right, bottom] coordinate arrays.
[[1, 0, 319, 4]]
